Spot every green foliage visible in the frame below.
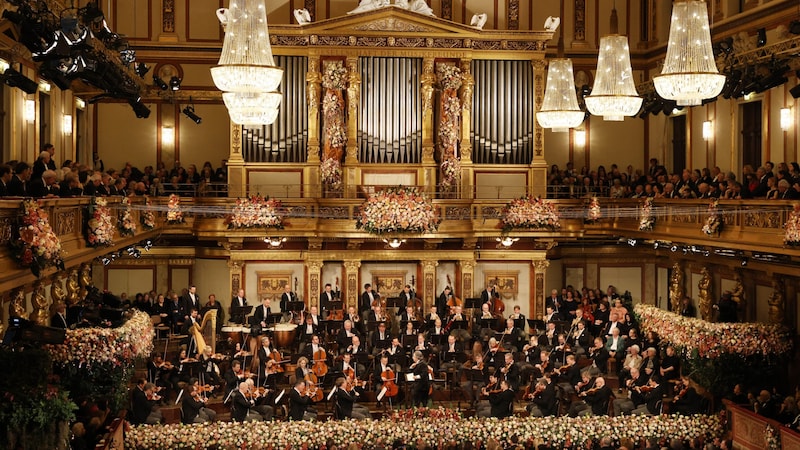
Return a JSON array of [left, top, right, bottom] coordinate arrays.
[[55, 359, 137, 413]]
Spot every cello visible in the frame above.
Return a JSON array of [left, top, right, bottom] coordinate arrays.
[[304, 372, 324, 402], [312, 348, 328, 378], [381, 367, 399, 397]]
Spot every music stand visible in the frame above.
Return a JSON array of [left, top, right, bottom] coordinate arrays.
[[528, 319, 546, 334], [267, 313, 282, 325], [229, 305, 253, 324], [402, 334, 416, 349], [512, 317, 526, 330], [385, 297, 403, 309], [287, 301, 305, 313], [399, 320, 421, 332], [479, 318, 496, 331], [429, 334, 446, 347], [366, 320, 388, 333], [464, 298, 482, 309]]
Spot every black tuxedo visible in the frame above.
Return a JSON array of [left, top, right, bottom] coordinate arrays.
[[280, 291, 297, 313], [411, 361, 430, 406], [488, 389, 515, 418], [336, 328, 359, 350], [230, 390, 253, 422], [335, 387, 358, 417], [181, 292, 200, 315], [319, 290, 335, 310], [253, 304, 272, 326], [296, 323, 319, 343], [130, 387, 157, 425], [29, 177, 58, 198], [360, 291, 378, 314], [585, 385, 613, 415], [545, 295, 562, 313], [399, 311, 419, 323], [8, 175, 26, 196], [288, 388, 314, 420], [530, 382, 557, 416], [501, 361, 521, 391], [231, 296, 248, 307], [370, 330, 391, 350], [181, 394, 205, 423], [50, 312, 69, 328], [399, 291, 414, 311], [0, 180, 8, 196]]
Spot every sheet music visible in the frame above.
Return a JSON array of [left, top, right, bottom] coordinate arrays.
[[274, 389, 285, 404], [405, 373, 415, 382], [175, 389, 183, 405], [376, 386, 387, 401], [327, 386, 337, 401]]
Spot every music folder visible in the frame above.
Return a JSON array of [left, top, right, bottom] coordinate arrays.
[[274, 389, 286, 404], [405, 373, 415, 382], [327, 386, 337, 401], [376, 386, 387, 401]]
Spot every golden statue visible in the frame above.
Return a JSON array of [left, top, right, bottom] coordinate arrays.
[[731, 271, 745, 309], [768, 276, 785, 325], [66, 268, 81, 305], [9, 288, 27, 320], [669, 262, 684, 313], [697, 267, 713, 321], [79, 263, 93, 299], [51, 272, 66, 306], [30, 281, 49, 326]]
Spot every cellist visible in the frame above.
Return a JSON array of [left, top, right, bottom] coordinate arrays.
[[372, 354, 398, 401], [296, 314, 318, 355]]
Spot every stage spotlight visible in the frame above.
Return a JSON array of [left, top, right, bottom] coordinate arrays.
[[2, 66, 39, 94], [169, 76, 181, 91], [182, 104, 202, 124], [128, 98, 151, 118], [741, 258, 748, 267], [153, 75, 168, 90], [713, 37, 733, 57], [791, 20, 800, 35], [135, 62, 150, 78], [757, 28, 767, 47]]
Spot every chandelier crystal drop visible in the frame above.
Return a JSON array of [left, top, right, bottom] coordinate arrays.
[[212, 0, 283, 125], [654, 0, 725, 106], [585, 35, 642, 121], [536, 59, 585, 132]]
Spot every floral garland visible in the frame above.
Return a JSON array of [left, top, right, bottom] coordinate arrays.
[[87, 197, 114, 247], [586, 197, 602, 223], [635, 304, 793, 359], [764, 424, 781, 450], [321, 61, 348, 192], [320, 156, 342, 190], [140, 197, 155, 230], [784, 202, 800, 246], [118, 197, 137, 236], [125, 412, 723, 449], [501, 196, 561, 232], [10, 199, 64, 277], [701, 199, 722, 236], [321, 60, 348, 90], [226, 194, 284, 229], [44, 310, 154, 368], [166, 194, 184, 224], [356, 186, 440, 234], [437, 63, 463, 190], [639, 197, 655, 231]]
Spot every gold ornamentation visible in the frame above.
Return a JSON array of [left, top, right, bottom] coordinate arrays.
[[462, 238, 477, 250], [697, 267, 712, 321], [231, 123, 241, 155], [353, 18, 433, 32], [307, 238, 323, 251], [768, 276, 784, 324], [319, 206, 349, 219], [54, 209, 76, 236], [79, 263, 93, 300], [30, 281, 48, 325], [508, 0, 520, 30], [66, 268, 80, 306], [343, 260, 361, 311], [444, 207, 470, 220], [9, 288, 27, 319], [574, 0, 586, 41], [485, 271, 518, 299], [50, 272, 66, 305], [256, 271, 293, 302], [731, 271, 745, 309], [0, 216, 13, 245], [441, 0, 453, 20], [744, 211, 781, 228], [532, 260, 550, 272], [669, 262, 684, 314], [163, 0, 175, 33]]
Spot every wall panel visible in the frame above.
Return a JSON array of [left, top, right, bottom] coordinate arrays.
[[97, 103, 157, 171]]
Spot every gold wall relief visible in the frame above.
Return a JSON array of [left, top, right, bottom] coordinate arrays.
[[507, 0, 519, 30], [256, 271, 293, 302], [669, 262, 684, 314], [768, 276, 785, 325], [306, 260, 324, 307], [343, 260, 361, 311], [532, 259, 549, 319], [162, 0, 175, 33]]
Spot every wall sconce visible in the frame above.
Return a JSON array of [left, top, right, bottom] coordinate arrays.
[[382, 238, 406, 248], [62, 115, 72, 134], [780, 107, 792, 131], [574, 129, 586, 147], [23, 99, 35, 122], [38, 80, 51, 93], [161, 126, 174, 146], [702, 120, 713, 140]]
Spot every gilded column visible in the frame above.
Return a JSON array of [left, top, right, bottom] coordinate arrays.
[[343, 260, 361, 312], [458, 259, 475, 299], [228, 122, 245, 197], [306, 260, 323, 308], [345, 57, 361, 165], [228, 259, 244, 299], [458, 59, 474, 165], [30, 281, 48, 325], [306, 56, 322, 164], [532, 260, 550, 320], [507, 0, 519, 30], [530, 59, 548, 197], [421, 260, 438, 311], [421, 57, 436, 164]]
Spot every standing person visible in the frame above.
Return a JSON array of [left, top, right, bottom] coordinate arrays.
[[182, 286, 200, 322], [409, 351, 430, 407], [360, 283, 379, 320]]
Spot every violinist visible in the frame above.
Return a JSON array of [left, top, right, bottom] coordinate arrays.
[[672, 375, 704, 415], [612, 367, 647, 416], [499, 352, 521, 391], [370, 321, 392, 356], [229, 381, 261, 422], [501, 318, 524, 352], [335, 376, 371, 419], [576, 376, 612, 416], [147, 355, 174, 398], [243, 378, 274, 420], [588, 337, 610, 375], [659, 346, 681, 382], [230, 341, 251, 363], [549, 334, 573, 368], [297, 314, 319, 355], [526, 378, 556, 417], [409, 351, 431, 407], [131, 379, 163, 425], [288, 379, 318, 421], [199, 347, 223, 391], [568, 371, 597, 416], [532, 350, 552, 379], [462, 351, 487, 405], [477, 378, 514, 418], [336, 320, 360, 354], [483, 337, 503, 371], [631, 376, 666, 415], [555, 354, 582, 395], [171, 348, 194, 386], [224, 360, 248, 396], [182, 384, 217, 423]]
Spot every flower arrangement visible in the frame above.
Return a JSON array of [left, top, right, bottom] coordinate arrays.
[[322, 93, 347, 149], [140, 197, 155, 230], [44, 310, 154, 368], [437, 63, 463, 91], [635, 304, 793, 359], [784, 202, 800, 246], [320, 157, 342, 190], [501, 196, 561, 232], [701, 199, 722, 236], [125, 412, 723, 449], [226, 194, 284, 229], [87, 197, 114, 247], [639, 197, 655, 231], [356, 186, 440, 234], [118, 197, 137, 236], [166, 194, 184, 224], [764, 424, 781, 450], [440, 156, 461, 189], [437, 63, 462, 191], [322, 60, 348, 90], [586, 197, 602, 223], [10, 199, 64, 277]]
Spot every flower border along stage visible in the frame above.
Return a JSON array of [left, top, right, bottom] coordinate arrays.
[[635, 304, 792, 359], [501, 196, 561, 232], [125, 411, 723, 449], [44, 310, 154, 368], [226, 194, 284, 229], [356, 186, 440, 235]]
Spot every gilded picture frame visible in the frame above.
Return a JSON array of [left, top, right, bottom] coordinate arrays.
[[256, 271, 294, 301], [484, 271, 518, 299], [370, 271, 408, 298]]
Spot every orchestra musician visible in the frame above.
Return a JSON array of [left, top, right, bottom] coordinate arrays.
[[336, 320, 360, 354], [403, 320, 418, 338], [296, 314, 319, 355], [303, 335, 326, 360], [180, 308, 201, 355], [373, 353, 398, 394], [448, 305, 471, 342], [631, 376, 666, 415], [499, 351, 521, 391], [612, 367, 647, 416], [538, 322, 558, 350], [232, 288, 248, 307], [588, 337, 610, 375], [147, 355, 174, 398], [320, 283, 336, 311], [244, 378, 274, 420], [345, 306, 364, 334], [659, 346, 681, 382], [526, 377, 557, 417], [370, 321, 392, 355], [574, 376, 612, 416], [131, 379, 163, 425], [280, 284, 297, 319], [555, 354, 581, 395], [439, 335, 464, 378], [429, 318, 446, 338], [360, 283, 379, 320], [182, 383, 217, 423], [462, 350, 487, 405], [568, 320, 592, 356], [335, 377, 371, 419], [483, 337, 504, 372], [307, 306, 321, 326], [198, 346, 223, 390], [257, 336, 283, 385], [671, 375, 705, 415], [288, 379, 318, 421], [409, 351, 431, 407], [224, 360, 248, 396], [399, 284, 415, 315], [202, 294, 224, 331], [367, 304, 387, 323], [568, 371, 597, 417], [477, 377, 515, 418], [337, 352, 366, 383], [437, 286, 452, 317], [347, 335, 367, 357], [230, 381, 263, 422], [501, 318, 524, 352], [400, 305, 418, 323], [252, 298, 272, 333], [480, 284, 496, 307], [424, 306, 440, 331]]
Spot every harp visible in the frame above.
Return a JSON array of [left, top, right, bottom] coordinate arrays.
[[189, 309, 218, 355]]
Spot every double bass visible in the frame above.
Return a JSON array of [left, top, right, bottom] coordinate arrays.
[[408, 276, 424, 318], [327, 277, 344, 321], [490, 278, 505, 318], [445, 275, 463, 309]]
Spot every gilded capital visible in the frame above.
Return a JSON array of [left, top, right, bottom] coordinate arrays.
[[421, 260, 438, 272], [306, 260, 324, 272], [532, 260, 550, 272], [343, 260, 361, 272], [459, 260, 475, 272]]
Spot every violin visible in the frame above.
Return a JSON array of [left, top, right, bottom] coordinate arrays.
[[343, 366, 367, 388], [312, 348, 328, 377], [381, 368, 399, 397], [198, 384, 215, 393], [524, 383, 545, 400], [245, 386, 268, 400]]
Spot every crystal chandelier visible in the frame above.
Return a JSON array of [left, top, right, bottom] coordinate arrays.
[[211, 0, 283, 125], [654, 0, 726, 106], [585, 6, 641, 121], [536, 59, 585, 132]]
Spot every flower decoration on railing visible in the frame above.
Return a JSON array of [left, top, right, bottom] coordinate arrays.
[[10, 199, 64, 277], [226, 194, 284, 229], [87, 197, 114, 247], [437, 63, 463, 191], [784, 202, 800, 246], [501, 196, 561, 232], [321, 61, 348, 194], [635, 304, 793, 359], [141, 197, 155, 230], [44, 310, 154, 368], [585, 197, 602, 224], [118, 197, 137, 237], [639, 197, 655, 231], [356, 186, 440, 234], [764, 424, 781, 450], [166, 194, 184, 224], [125, 411, 723, 449], [701, 199, 722, 236]]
